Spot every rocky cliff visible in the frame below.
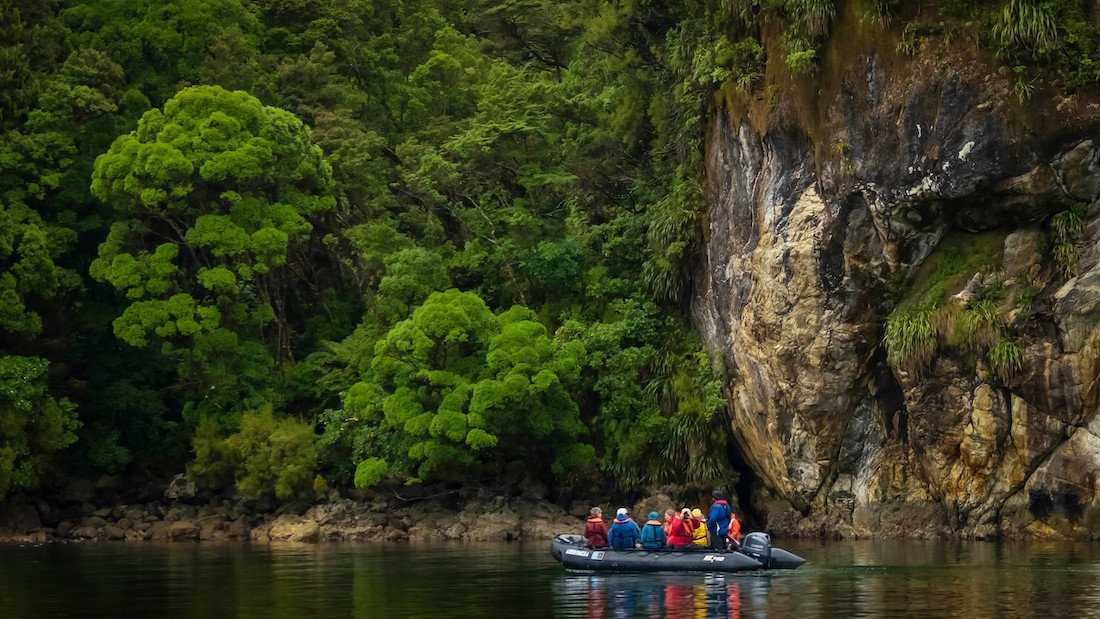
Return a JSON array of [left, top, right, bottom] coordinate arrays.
[[693, 24, 1100, 539]]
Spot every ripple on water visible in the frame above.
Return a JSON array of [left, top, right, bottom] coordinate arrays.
[[3, 540, 1100, 618]]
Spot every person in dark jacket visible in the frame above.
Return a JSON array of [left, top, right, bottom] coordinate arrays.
[[608, 508, 641, 550], [640, 511, 667, 549], [707, 490, 732, 550], [584, 507, 609, 548]]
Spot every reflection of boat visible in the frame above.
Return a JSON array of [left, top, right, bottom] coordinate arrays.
[[551, 533, 805, 572], [554, 571, 770, 618]]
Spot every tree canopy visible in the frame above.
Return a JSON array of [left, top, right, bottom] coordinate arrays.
[[4, 0, 1092, 502]]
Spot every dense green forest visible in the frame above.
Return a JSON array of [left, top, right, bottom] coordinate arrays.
[[2, 0, 1098, 504]]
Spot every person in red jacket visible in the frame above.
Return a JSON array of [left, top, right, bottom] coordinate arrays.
[[666, 508, 696, 549], [726, 511, 742, 549], [584, 507, 609, 548]]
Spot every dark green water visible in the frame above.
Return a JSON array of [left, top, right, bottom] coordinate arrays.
[[3, 540, 1100, 618]]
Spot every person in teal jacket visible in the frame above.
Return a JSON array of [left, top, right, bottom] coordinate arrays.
[[640, 511, 667, 549]]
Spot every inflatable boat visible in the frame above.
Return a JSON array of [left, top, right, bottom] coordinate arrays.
[[551, 532, 805, 573]]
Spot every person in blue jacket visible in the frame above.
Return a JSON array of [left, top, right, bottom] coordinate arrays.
[[639, 511, 667, 549], [608, 507, 641, 550], [707, 489, 732, 550]]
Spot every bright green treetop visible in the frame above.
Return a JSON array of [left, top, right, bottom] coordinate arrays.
[[89, 85, 335, 417], [343, 289, 591, 485]]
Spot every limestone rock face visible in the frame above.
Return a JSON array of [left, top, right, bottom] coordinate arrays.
[[694, 42, 1100, 538]]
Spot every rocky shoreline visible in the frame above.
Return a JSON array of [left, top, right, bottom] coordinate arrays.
[[0, 492, 587, 545]]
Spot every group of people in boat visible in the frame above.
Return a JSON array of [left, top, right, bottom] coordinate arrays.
[[583, 490, 742, 551]]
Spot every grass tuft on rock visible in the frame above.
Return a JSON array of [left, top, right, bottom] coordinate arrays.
[[885, 231, 1007, 371], [884, 308, 937, 371], [988, 338, 1024, 383], [1051, 203, 1087, 278]]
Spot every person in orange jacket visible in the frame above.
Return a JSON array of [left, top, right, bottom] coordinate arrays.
[[584, 507, 609, 548], [726, 511, 742, 549], [662, 509, 676, 536]]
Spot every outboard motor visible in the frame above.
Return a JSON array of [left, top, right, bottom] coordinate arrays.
[[740, 532, 772, 568]]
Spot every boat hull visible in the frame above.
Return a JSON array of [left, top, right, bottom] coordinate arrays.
[[550, 534, 805, 572]]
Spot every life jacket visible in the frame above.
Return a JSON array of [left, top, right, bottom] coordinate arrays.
[[727, 513, 742, 543], [691, 518, 709, 546], [640, 519, 666, 549], [584, 517, 608, 548]]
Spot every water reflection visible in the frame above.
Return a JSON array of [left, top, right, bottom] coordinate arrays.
[[552, 540, 1100, 618], [556, 573, 766, 619], [3, 540, 1100, 618]]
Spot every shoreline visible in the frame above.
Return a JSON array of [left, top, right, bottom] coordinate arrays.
[[0, 493, 584, 545]]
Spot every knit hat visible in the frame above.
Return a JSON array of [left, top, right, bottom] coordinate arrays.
[[691, 508, 704, 519], [615, 507, 629, 521], [647, 511, 660, 520]]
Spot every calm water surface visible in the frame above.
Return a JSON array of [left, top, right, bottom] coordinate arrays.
[[2, 540, 1100, 618]]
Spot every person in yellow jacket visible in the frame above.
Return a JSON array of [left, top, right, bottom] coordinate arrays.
[[690, 508, 708, 546]]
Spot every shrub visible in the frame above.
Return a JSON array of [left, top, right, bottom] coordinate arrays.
[[190, 406, 318, 501], [353, 457, 389, 489], [784, 36, 818, 75], [0, 356, 80, 499]]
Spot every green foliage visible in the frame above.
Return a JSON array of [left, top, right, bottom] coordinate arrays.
[[885, 231, 1008, 371], [884, 308, 937, 371], [2, 0, 762, 496], [785, 0, 838, 38], [337, 290, 591, 483], [190, 406, 318, 501], [951, 299, 1002, 351], [1051, 203, 1087, 278], [992, 0, 1060, 58], [0, 356, 79, 499], [785, 40, 819, 75], [988, 338, 1024, 383], [62, 0, 263, 101], [89, 85, 335, 418], [353, 457, 388, 489], [894, 231, 1007, 314]]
